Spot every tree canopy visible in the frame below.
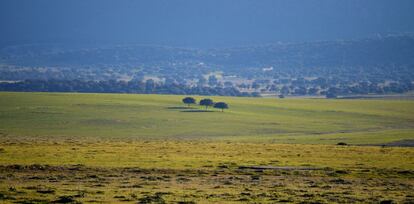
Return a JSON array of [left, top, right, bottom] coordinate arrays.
[[199, 98, 214, 109], [214, 102, 229, 112], [182, 97, 196, 106]]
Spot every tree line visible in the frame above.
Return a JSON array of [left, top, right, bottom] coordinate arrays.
[[0, 79, 259, 97], [182, 97, 229, 112]]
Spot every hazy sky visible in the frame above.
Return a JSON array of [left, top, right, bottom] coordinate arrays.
[[1, 0, 414, 48]]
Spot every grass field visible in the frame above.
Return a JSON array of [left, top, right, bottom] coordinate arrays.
[[1, 92, 414, 144], [0, 92, 413, 203]]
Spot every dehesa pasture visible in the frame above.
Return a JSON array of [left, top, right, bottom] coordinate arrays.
[[0, 92, 413, 203]]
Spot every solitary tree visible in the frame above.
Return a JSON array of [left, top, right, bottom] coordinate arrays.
[[182, 97, 196, 107], [214, 102, 229, 112], [199, 98, 214, 110]]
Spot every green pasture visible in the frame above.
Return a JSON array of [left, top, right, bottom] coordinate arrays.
[[1, 92, 414, 203], [0, 92, 413, 144]]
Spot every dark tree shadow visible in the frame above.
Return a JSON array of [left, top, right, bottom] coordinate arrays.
[[166, 106, 196, 110], [180, 110, 215, 113]]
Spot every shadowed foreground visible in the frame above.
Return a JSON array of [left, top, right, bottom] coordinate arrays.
[[0, 139, 413, 203]]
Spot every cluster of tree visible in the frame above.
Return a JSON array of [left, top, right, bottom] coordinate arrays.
[[182, 97, 229, 112], [2, 36, 413, 78], [1, 36, 413, 98], [0, 79, 260, 97], [244, 77, 414, 98]]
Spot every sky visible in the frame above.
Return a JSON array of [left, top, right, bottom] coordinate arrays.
[[1, 0, 414, 48]]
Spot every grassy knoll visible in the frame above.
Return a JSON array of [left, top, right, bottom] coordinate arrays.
[[0, 92, 414, 203]]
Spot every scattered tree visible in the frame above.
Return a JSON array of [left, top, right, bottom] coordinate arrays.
[[197, 76, 207, 86], [251, 92, 261, 97], [145, 79, 156, 93], [199, 98, 214, 109], [182, 97, 196, 107], [252, 82, 260, 89], [214, 102, 229, 112], [281, 86, 290, 95], [326, 87, 338, 99], [326, 92, 337, 99], [208, 75, 218, 86]]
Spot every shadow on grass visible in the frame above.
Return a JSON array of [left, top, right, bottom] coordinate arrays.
[[166, 106, 196, 110], [180, 110, 215, 113]]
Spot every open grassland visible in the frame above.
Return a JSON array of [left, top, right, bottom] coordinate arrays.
[[0, 92, 414, 203], [0, 140, 413, 203], [0, 92, 414, 144]]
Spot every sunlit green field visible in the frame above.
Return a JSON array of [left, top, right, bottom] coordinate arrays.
[[1, 92, 413, 144], [0, 92, 413, 203]]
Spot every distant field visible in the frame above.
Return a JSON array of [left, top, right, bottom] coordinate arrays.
[[0, 92, 413, 144], [0, 92, 413, 203]]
